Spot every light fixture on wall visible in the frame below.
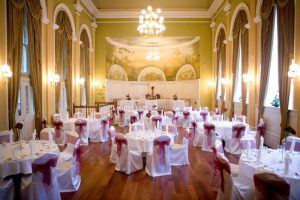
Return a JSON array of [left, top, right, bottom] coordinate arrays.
[[49, 73, 60, 87], [288, 60, 300, 78], [78, 77, 85, 86], [94, 80, 105, 89], [220, 78, 228, 85], [207, 80, 214, 87], [137, 6, 165, 37], [0, 64, 13, 79], [242, 73, 253, 84], [145, 50, 160, 61]]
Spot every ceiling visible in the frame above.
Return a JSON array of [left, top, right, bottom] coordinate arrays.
[[91, 0, 214, 10]]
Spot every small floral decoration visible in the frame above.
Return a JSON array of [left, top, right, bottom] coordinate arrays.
[[271, 94, 280, 108]]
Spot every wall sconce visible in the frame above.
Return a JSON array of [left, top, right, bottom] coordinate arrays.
[[78, 77, 85, 86], [94, 80, 105, 89], [0, 64, 13, 79], [242, 73, 253, 84], [288, 60, 300, 78], [220, 78, 228, 85], [49, 73, 60, 87]]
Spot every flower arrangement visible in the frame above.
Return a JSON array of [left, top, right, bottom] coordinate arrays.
[[156, 94, 160, 99], [271, 95, 280, 107], [145, 93, 151, 99], [126, 94, 131, 100], [14, 122, 23, 149], [173, 94, 178, 100]]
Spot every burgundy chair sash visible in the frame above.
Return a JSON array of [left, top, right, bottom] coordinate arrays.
[[146, 111, 151, 118], [183, 111, 190, 119], [191, 121, 197, 138], [158, 110, 162, 116], [101, 119, 108, 133], [172, 110, 176, 115], [111, 110, 116, 120], [41, 118, 48, 129], [137, 110, 144, 120], [154, 136, 170, 165], [130, 115, 137, 124], [213, 156, 231, 192], [119, 110, 125, 117], [172, 116, 179, 124], [200, 111, 208, 122], [253, 173, 290, 200], [152, 116, 162, 127], [204, 123, 215, 146], [15, 122, 23, 130], [32, 157, 58, 192], [214, 108, 220, 115], [233, 124, 246, 138], [75, 119, 87, 137], [53, 120, 63, 138], [115, 137, 127, 157], [73, 146, 82, 175], [257, 122, 266, 137]]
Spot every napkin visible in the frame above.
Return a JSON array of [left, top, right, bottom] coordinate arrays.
[[284, 153, 292, 175], [289, 139, 295, 153]]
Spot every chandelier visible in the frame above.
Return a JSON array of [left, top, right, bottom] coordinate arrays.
[[137, 6, 165, 37], [145, 50, 160, 61]]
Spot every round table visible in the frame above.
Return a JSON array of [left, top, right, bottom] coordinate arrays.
[[0, 140, 60, 178], [125, 131, 174, 153], [238, 149, 300, 200]]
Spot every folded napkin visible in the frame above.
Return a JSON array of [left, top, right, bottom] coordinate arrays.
[[284, 153, 292, 175]]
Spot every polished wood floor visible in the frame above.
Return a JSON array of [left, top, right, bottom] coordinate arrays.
[[61, 125, 239, 200]]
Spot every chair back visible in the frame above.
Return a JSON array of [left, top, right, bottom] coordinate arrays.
[[165, 111, 174, 119], [40, 129, 53, 141], [53, 120, 63, 139], [203, 122, 216, 147], [236, 115, 246, 123], [130, 115, 137, 124], [0, 130, 13, 143], [41, 118, 48, 129], [257, 122, 266, 137], [66, 132, 79, 144], [74, 112, 84, 119], [153, 135, 171, 165], [53, 113, 60, 121], [200, 111, 209, 122], [94, 112, 101, 119], [162, 123, 176, 134], [214, 153, 232, 193], [74, 119, 87, 137], [183, 111, 190, 120], [131, 122, 144, 132], [115, 133, 128, 157], [253, 173, 290, 200], [72, 139, 81, 175], [285, 136, 300, 152], [232, 123, 246, 139], [152, 116, 162, 129]]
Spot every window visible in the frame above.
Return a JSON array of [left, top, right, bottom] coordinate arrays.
[[234, 33, 242, 102], [264, 8, 279, 107], [58, 32, 68, 114]]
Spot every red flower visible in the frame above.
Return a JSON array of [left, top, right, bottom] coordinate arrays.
[[15, 123, 23, 129]]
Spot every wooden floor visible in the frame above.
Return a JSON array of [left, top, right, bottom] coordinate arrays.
[[61, 126, 239, 200]]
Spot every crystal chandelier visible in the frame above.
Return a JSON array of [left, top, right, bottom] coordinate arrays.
[[137, 6, 165, 37], [145, 50, 160, 61]]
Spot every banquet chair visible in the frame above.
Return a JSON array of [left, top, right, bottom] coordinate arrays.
[[118, 110, 126, 127], [170, 129, 189, 165], [165, 111, 174, 119], [129, 115, 138, 124], [52, 113, 60, 121], [94, 112, 102, 119], [53, 120, 65, 146], [0, 130, 13, 143], [182, 111, 191, 128], [90, 117, 109, 143], [236, 115, 247, 123], [202, 122, 217, 152], [109, 126, 117, 163], [60, 132, 79, 162], [200, 111, 209, 122], [152, 116, 162, 130], [253, 173, 290, 200], [162, 123, 177, 136], [75, 119, 89, 145], [249, 119, 265, 148], [215, 153, 255, 200], [131, 122, 145, 132], [56, 139, 81, 192], [284, 136, 300, 152], [74, 112, 84, 119], [114, 133, 143, 175], [40, 128, 55, 141], [0, 177, 14, 200], [224, 123, 246, 154], [146, 135, 171, 177], [192, 121, 203, 147], [137, 109, 144, 121], [21, 153, 61, 200]]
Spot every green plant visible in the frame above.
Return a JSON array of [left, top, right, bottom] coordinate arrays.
[[271, 95, 280, 107]]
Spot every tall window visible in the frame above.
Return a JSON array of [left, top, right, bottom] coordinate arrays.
[[234, 34, 242, 102], [59, 32, 68, 114]]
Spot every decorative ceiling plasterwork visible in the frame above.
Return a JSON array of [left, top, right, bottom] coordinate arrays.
[[106, 36, 200, 81], [81, 0, 224, 19]]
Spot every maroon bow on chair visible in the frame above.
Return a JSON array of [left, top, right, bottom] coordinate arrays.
[[191, 121, 197, 138], [204, 122, 215, 147], [130, 115, 137, 124], [111, 109, 116, 120], [53, 120, 63, 138], [137, 110, 144, 120], [73, 145, 82, 175], [32, 157, 58, 192], [183, 111, 190, 120], [213, 155, 231, 192], [154, 136, 170, 165], [101, 119, 108, 134], [200, 111, 208, 122], [257, 122, 266, 137], [115, 137, 127, 157], [232, 124, 246, 138], [41, 118, 48, 129], [152, 116, 162, 128], [119, 110, 125, 117], [75, 119, 87, 137]]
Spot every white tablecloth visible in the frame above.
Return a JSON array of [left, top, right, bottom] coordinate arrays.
[[238, 149, 300, 200], [125, 131, 174, 153], [0, 140, 60, 178]]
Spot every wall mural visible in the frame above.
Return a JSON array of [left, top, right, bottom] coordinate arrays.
[[105, 36, 200, 81]]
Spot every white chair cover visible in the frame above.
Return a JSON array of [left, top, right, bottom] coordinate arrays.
[[109, 126, 117, 163], [57, 139, 81, 192], [130, 122, 145, 132], [162, 123, 177, 136], [60, 132, 79, 162], [215, 154, 255, 200], [0, 130, 13, 143], [75, 119, 89, 145], [40, 128, 55, 141], [53, 120, 65, 146], [170, 133, 189, 166], [114, 133, 143, 174], [224, 123, 246, 154], [89, 118, 109, 143], [52, 114, 60, 121], [285, 136, 300, 152], [0, 178, 14, 200], [21, 153, 61, 200], [118, 110, 126, 127], [192, 121, 203, 147], [202, 122, 216, 152], [145, 135, 171, 177], [182, 111, 191, 128]]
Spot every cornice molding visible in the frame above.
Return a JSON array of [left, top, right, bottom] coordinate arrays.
[[82, 0, 224, 19]]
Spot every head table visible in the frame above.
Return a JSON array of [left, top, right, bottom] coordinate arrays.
[[0, 140, 60, 178], [238, 148, 300, 200]]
